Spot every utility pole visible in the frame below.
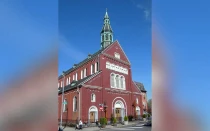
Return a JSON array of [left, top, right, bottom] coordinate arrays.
[[60, 71, 65, 128]]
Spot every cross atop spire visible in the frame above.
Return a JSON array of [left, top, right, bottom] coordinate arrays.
[[100, 9, 113, 49], [104, 8, 109, 19]]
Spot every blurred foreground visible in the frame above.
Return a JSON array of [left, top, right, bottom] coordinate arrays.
[[152, 26, 202, 131], [0, 51, 58, 131]]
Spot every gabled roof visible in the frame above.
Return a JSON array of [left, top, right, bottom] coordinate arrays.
[[134, 81, 147, 92], [58, 71, 102, 94], [58, 49, 103, 79], [58, 40, 118, 79], [102, 40, 131, 65]]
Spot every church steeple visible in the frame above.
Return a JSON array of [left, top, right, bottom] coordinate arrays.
[[101, 9, 113, 49]]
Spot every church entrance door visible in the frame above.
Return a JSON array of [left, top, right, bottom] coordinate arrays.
[[90, 112, 95, 123], [115, 108, 121, 117]]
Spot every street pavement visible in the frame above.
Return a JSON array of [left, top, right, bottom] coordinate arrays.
[[62, 121, 151, 131], [101, 123, 151, 131]]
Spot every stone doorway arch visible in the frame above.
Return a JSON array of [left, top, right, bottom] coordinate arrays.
[[113, 100, 126, 122], [88, 106, 98, 123]]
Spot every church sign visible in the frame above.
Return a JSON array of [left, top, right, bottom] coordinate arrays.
[[106, 62, 128, 75]]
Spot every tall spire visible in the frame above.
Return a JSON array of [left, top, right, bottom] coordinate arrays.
[[100, 9, 113, 49]]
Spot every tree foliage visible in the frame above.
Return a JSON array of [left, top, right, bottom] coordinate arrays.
[[147, 99, 152, 115]]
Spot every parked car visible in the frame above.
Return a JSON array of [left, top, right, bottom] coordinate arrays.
[[143, 117, 152, 126]]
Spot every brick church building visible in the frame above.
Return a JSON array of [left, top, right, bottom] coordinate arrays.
[[58, 10, 148, 123]]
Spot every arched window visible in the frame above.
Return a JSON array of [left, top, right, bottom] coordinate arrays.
[[106, 34, 109, 40], [110, 73, 115, 87], [91, 64, 95, 74], [95, 62, 99, 72], [136, 98, 139, 104], [102, 35, 104, 41], [123, 77, 126, 89], [84, 68, 87, 77], [114, 53, 120, 59], [120, 76, 124, 88], [73, 96, 77, 112], [81, 70, 83, 79], [106, 62, 110, 69], [91, 93, 96, 102], [63, 99, 67, 112], [75, 73, 78, 81], [115, 75, 119, 88], [66, 78, 68, 85], [69, 77, 71, 84]]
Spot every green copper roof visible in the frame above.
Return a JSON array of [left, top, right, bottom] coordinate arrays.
[[58, 49, 103, 79], [58, 73, 97, 94]]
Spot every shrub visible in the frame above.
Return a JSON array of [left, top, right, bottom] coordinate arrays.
[[147, 114, 151, 117], [100, 117, 107, 125], [124, 116, 128, 121], [142, 114, 147, 118], [128, 115, 133, 121], [110, 114, 114, 123], [68, 123, 76, 127], [113, 117, 117, 124]]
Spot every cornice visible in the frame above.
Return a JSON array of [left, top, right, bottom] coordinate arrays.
[[105, 88, 131, 94], [132, 92, 142, 95], [83, 84, 103, 90]]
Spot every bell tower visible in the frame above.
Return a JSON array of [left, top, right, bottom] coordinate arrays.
[[101, 9, 113, 49]]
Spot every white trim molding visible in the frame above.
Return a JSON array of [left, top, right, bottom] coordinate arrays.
[[106, 62, 128, 75]]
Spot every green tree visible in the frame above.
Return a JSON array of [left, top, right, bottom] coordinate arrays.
[[147, 99, 152, 115]]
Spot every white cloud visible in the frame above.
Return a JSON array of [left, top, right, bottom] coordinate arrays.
[[59, 35, 87, 62], [136, 3, 151, 21]]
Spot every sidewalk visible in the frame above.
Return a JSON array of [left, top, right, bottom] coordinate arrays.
[[63, 121, 143, 131]]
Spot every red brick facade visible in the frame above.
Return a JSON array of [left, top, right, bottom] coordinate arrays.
[[58, 41, 147, 123]]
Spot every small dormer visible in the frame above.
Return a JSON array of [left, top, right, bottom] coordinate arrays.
[[73, 64, 77, 68], [88, 54, 92, 59]]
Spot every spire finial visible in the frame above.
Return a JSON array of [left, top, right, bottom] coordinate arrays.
[[105, 8, 108, 18]]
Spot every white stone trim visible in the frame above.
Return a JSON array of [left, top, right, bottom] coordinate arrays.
[[132, 92, 142, 95], [83, 84, 103, 90], [106, 62, 128, 75], [112, 97, 127, 116], [88, 106, 98, 122]]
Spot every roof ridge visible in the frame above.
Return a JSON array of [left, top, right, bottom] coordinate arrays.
[[58, 41, 118, 79]]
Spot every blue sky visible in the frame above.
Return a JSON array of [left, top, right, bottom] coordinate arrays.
[[154, 0, 210, 130], [59, 0, 152, 99], [0, 0, 57, 87]]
